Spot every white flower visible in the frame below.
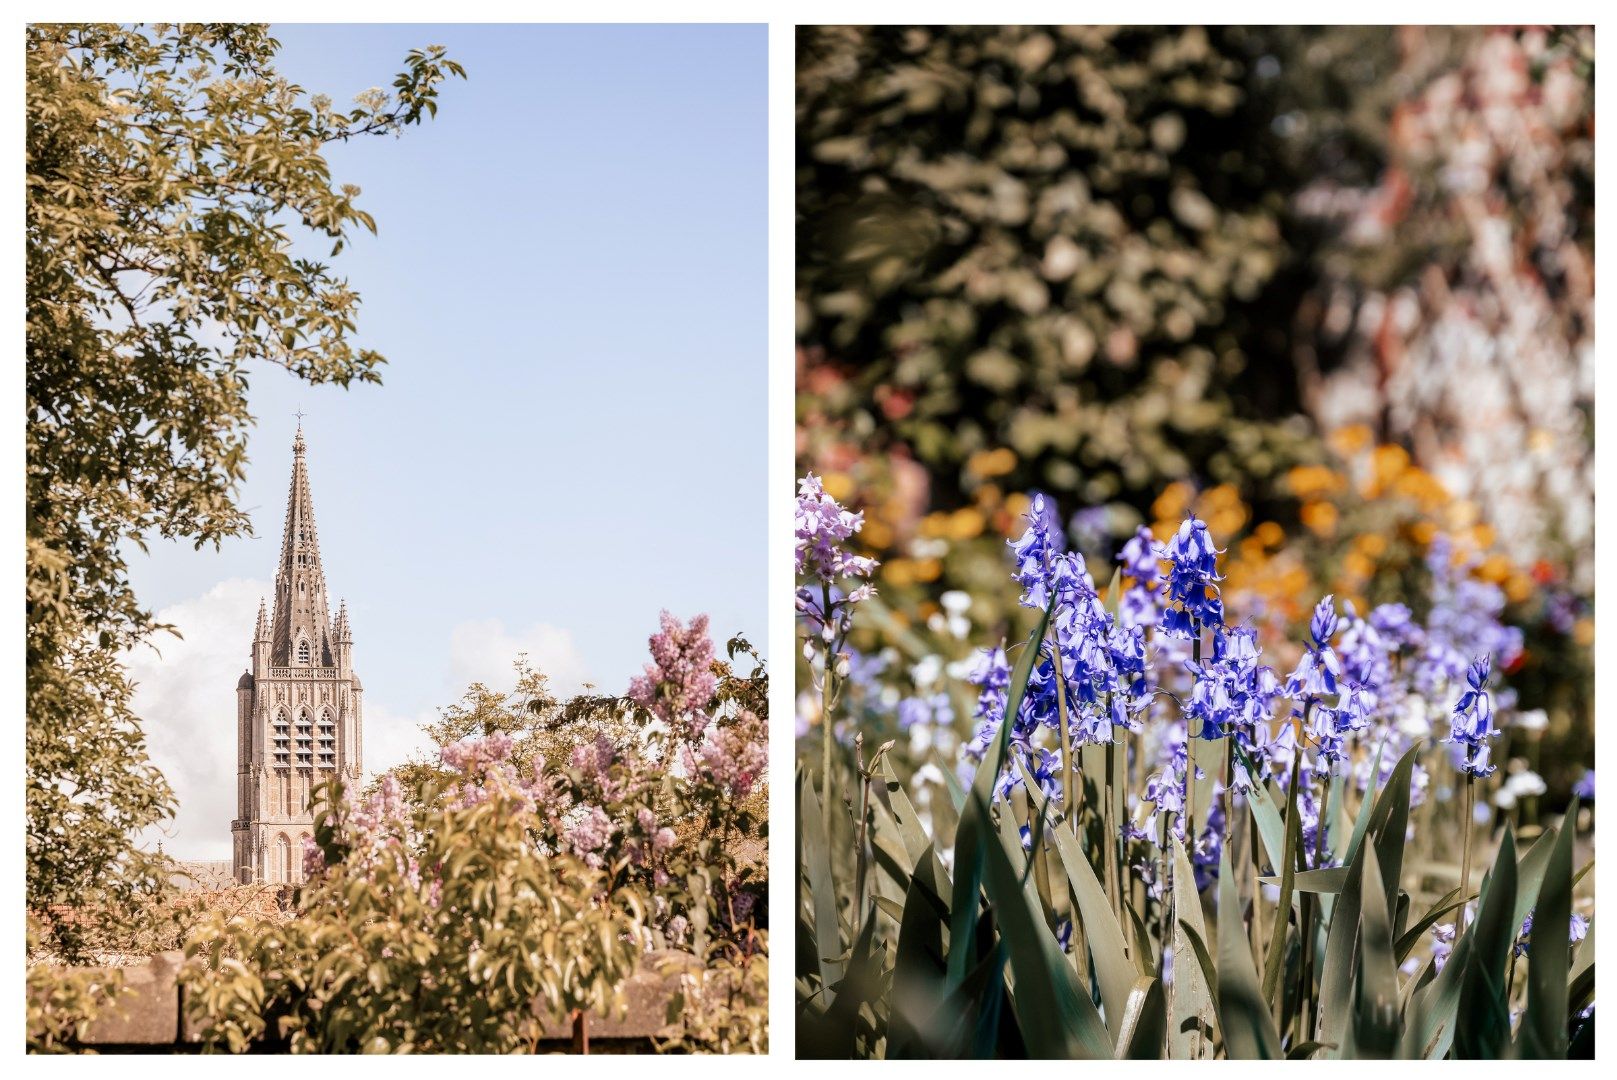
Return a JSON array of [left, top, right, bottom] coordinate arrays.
[[1514, 709, 1549, 733], [910, 654, 943, 691], [940, 590, 973, 616], [1505, 770, 1547, 799]]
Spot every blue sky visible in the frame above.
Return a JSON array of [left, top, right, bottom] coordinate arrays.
[[127, 24, 766, 857]]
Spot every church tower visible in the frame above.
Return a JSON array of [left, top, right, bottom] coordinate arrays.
[[232, 426, 364, 883]]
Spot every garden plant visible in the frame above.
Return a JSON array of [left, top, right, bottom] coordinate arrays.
[[796, 473, 1593, 1059], [29, 615, 769, 1054]]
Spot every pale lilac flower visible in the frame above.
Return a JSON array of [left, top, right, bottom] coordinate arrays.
[[628, 610, 718, 742]]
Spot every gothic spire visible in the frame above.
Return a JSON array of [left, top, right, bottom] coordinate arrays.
[[268, 427, 334, 666], [254, 597, 269, 641]]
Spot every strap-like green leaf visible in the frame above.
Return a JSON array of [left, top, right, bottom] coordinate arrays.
[[1114, 975, 1167, 1059], [1050, 817, 1136, 1035], [1218, 842, 1282, 1058], [947, 596, 1054, 989], [799, 771, 844, 995], [1454, 829, 1518, 1059], [1353, 842, 1400, 1057], [1170, 840, 1214, 1058], [1520, 805, 1577, 1058], [980, 798, 1113, 1057], [1315, 827, 1368, 1054]]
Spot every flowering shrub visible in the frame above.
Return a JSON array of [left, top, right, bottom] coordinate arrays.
[[797, 473, 1592, 1059], [180, 614, 767, 1053]]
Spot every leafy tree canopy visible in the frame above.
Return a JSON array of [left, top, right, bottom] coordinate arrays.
[[25, 22, 463, 959]]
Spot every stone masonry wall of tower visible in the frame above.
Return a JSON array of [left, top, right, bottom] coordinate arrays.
[[232, 428, 364, 884]]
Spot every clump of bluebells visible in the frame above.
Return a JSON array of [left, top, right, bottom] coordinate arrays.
[[957, 493, 1555, 878], [796, 471, 1591, 1059]]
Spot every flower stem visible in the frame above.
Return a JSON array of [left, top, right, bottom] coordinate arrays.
[[1459, 776, 1475, 929], [821, 582, 835, 841]]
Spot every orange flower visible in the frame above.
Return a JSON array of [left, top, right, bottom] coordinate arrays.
[[1300, 500, 1338, 537], [1152, 481, 1193, 524], [1286, 464, 1345, 500], [966, 447, 1018, 479], [1329, 424, 1373, 455]]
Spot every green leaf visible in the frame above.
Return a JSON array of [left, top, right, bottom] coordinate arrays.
[[1175, 915, 1220, 1049], [1114, 975, 1167, 1059], [1170, 840, 1214, 1058], [1353, 841, 1399, 1058], [887, 842, 952, 1057], [980, 795, 1113, 1058], [1363, 745, 1420, 916], [1454, 828, 1518, 1059], [1217, 843, 1281, 1058], [947, 595, 1054, 989], [878, 757, 938, 869], [1261, 756, 1303, 1009], [1519, 805, 1577, 1058], [1315, 825, 1368, 1054], [799, 770, 844, 995], [1267, 865, 1350, 894], [1049, 819, 1136, 1036]]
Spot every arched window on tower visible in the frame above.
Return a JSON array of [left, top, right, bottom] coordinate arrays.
[[297, 638, 310, 665]]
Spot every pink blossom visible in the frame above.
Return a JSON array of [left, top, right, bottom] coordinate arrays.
[[683, 709, 767, 800], [627, 611, 717, 741], [566, 804, 613, 868], [301, 835, 326, 880]]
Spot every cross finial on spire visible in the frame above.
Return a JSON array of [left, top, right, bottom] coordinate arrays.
[[293, 410, 306, 453]]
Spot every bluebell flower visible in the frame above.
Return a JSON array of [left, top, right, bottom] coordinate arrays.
[[1449, 655, 1498, 778], [1009, 492, 1064, 610], [1287, 595, 1344, 699], [1156, 516, 1224, 639], [1515, 910, 1591, 957], [1431, 922, 1456, 972], [897, 691, 954, 731], [1573, 770, 1595, 800]]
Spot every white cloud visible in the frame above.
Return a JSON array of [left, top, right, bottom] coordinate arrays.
[[446, 618, 591, 697], [128, 577, 268, 861], [359, 700, 436, 783]]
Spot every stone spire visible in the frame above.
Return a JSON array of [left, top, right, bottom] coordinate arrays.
[[268, 426, 334, 666], [253, 597, 269, 641]]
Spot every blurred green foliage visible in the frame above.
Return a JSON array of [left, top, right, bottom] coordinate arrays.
[[798, 26, 1326, 516]]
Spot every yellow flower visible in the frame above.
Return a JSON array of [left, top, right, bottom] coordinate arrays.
[[862, 517, 894, 551], [1368, 444, 1410, 496], [1505, 573, 1534, 604], [1353, 532, 1387, 559], [1300, 499, 1338, 537], [1329, 424, 1373, 455], [884, 558, 917, 588], [1286, 465, 1344, 500], [1477, 554, 1512, 585], [1153, 481, 1193, 524], [947, 507, 986, 542], [821, 471, 856, 502], [966, 447, 1018, 479]]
